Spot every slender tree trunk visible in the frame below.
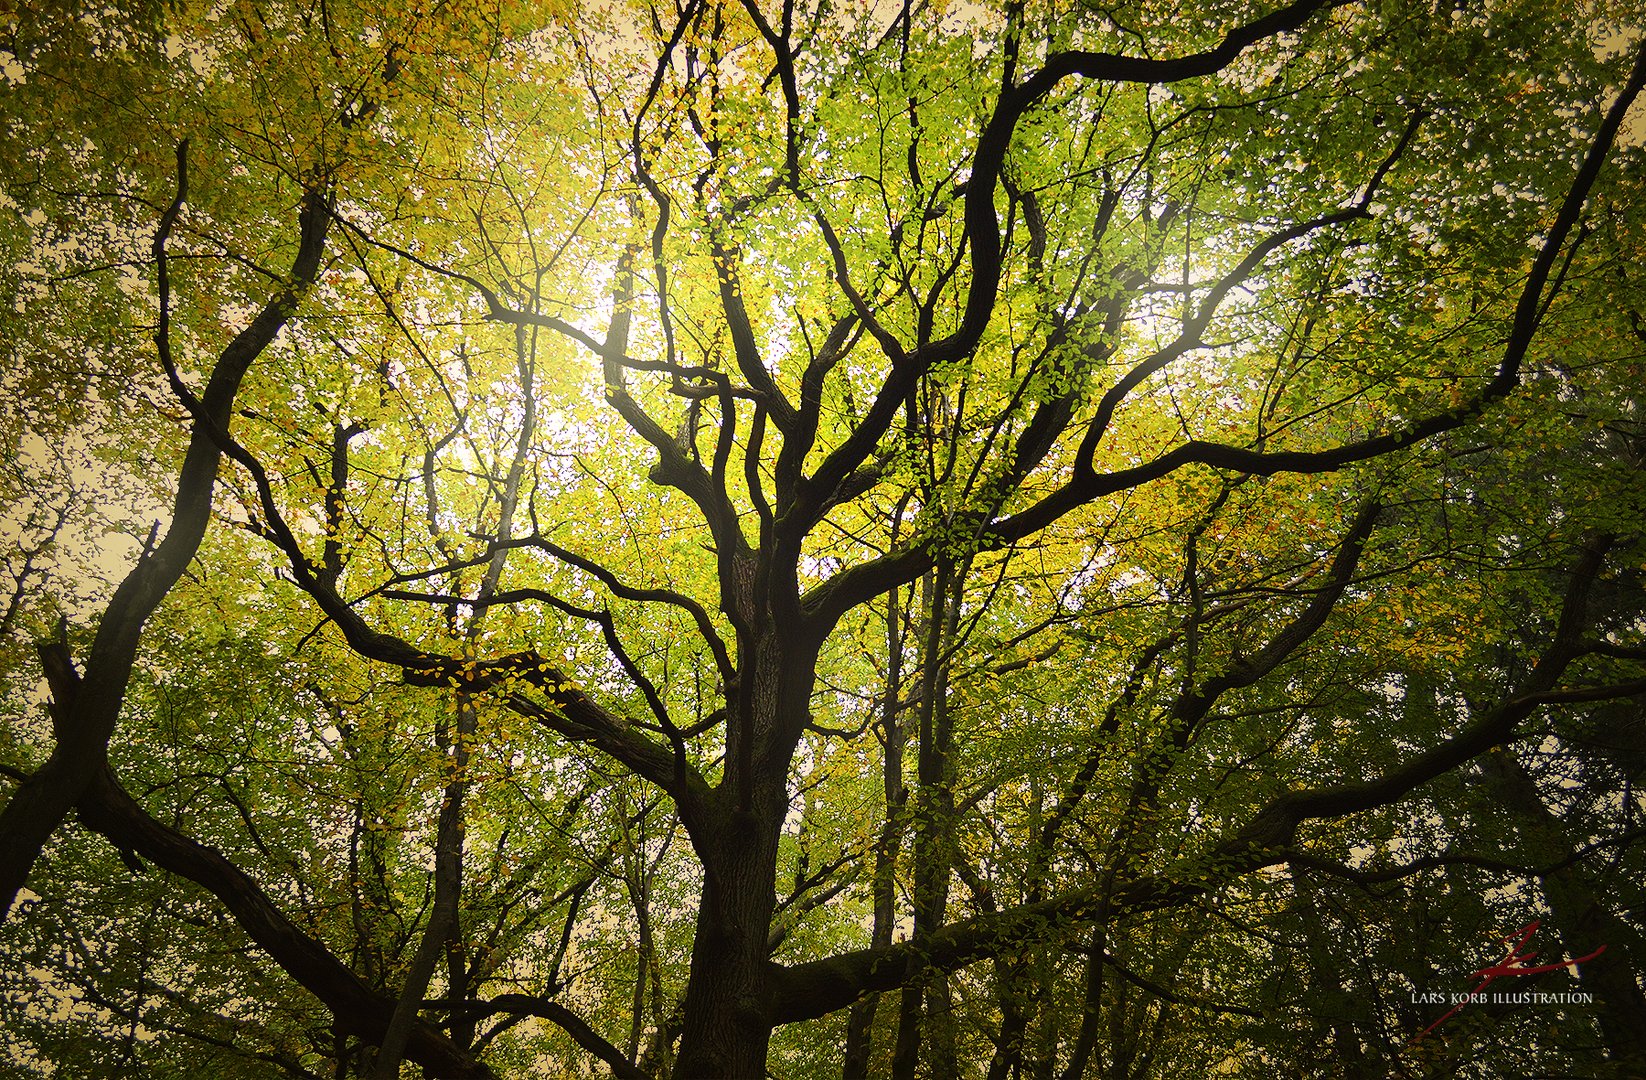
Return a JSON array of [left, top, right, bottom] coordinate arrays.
[[368, 696, 472, 1079], [1291, 867, 1376, 1078], [844, 586, 909, 1079], [1060, 931, 1107, 1080], [893, 562, 964, 1078]]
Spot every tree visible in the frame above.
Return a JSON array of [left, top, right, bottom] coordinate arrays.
[[3, 0, 1645, 1076]]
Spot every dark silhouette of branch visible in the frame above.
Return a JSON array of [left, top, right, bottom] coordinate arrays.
[[0, 151, 332, 920]]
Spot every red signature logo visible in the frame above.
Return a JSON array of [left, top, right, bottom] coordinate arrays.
[[1410, 920, 1605, 1043]]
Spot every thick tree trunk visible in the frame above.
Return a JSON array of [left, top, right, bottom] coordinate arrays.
[[674, 805, 783, 1078], [673, 630, 814, 1078]]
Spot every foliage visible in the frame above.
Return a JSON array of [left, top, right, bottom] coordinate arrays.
[[2, 0, 1645, 1077]]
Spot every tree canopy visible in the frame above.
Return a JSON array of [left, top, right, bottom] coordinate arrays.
[[3, 0, 1645, 1076]]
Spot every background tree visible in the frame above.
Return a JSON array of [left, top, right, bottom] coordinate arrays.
[[3, 0, 1645, 1077]]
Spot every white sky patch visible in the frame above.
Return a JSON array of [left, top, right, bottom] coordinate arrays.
[[162, 31, 220, 76]]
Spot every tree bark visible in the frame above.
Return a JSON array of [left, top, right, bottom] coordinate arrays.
[[673, 630, 817, 1078]]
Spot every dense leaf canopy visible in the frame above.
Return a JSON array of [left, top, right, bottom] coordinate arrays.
[[2, 0, 1645, 1077]]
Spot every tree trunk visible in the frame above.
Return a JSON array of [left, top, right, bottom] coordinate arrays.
[[894, 562, 962, 1079], [673, 630, 814, 1078], [844, 586, 909, 1079], [673, 795, 784, 1077]]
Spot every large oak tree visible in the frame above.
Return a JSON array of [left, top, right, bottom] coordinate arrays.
[[3, 0, 1645, 1076]]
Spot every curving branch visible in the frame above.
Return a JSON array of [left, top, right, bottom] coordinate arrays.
[[799, 37, 1646, 640], [1000, 39, 1646, 543], [784, 0, 1349, 536], [178, 393, 710, 811], [462, 995, 649, 1080], [69, 759, 495, 1078], [0, 150, 332, 920], [1073, 111, 1423, 477], [767, 535, 1631, 1025]]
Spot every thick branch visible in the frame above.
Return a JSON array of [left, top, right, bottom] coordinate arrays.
[[787, 0, 1345, 534], [466, 995, 649, 1080], [769, 537, 1617, 1023], [75, 767, 493, 1079], [801, 41, 1645, 636], [0, 156, 331, 919]]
